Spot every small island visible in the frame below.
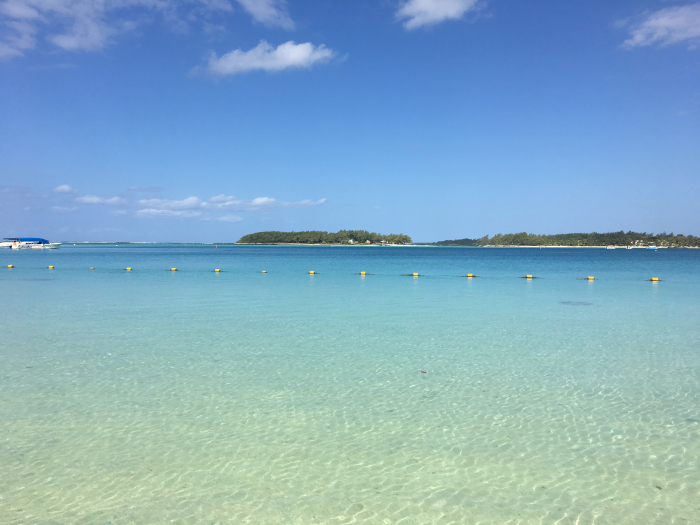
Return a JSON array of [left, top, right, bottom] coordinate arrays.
[[423, 231, 700, 248], [237, 230, 413, 245]]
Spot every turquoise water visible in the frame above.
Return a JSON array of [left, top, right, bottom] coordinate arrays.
[[1, 246, 699, 525]]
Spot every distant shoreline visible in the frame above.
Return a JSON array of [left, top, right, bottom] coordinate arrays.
[[55, 242, 698, 248]]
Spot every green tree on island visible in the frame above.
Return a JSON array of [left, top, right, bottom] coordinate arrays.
[[237, 230, 412, 245]]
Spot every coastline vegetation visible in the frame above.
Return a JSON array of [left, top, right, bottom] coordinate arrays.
[[427, 231, 700, 247], [237, 230, 412, 245]]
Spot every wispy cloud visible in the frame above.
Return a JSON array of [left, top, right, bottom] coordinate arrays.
[[621, 4, 700, 49], [218, 214, 242, 222], [54, 184, 78, 193], [136, 208, 203, 218], [199, 40, 335, 76], [138, 196, 203, 209], [235, 0, 294, 29], [248, 197, 327, 208], [396, 0, 481, 30], [76, 195, 127, 205], [138, 194, 326, 213], [0, 0, 235, 59], [128, 186, 164, 192], [51, 206, 76, 212]]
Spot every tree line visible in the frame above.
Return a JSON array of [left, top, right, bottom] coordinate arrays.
[[426, 231, 700, 247], [237, 230, 413, 245]]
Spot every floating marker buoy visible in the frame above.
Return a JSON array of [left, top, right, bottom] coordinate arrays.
[[308, 270, 316, 274], [215, 269, 221, 272], [587, 276, 595, 280], [467, 274, 473, 277], [262, 270, 267, 273], [170, 268, 177, 271], [413, 273, 419, 276], [360, 271, 366, 275], [7, 264, 13, 268], [526, 274, 532, 278], [48, 266, 54, 269], [89, 267, 95, 270], [126, 267, 132, 271], [651, 277, 659, 281]]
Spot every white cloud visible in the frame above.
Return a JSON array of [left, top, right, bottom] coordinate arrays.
[[0, 0, 235, 59], [138, 194, 326, 213], [76, 195, 127, 205], [203, 194, 240, 208], [201, 40, 335, 76], [128, 186, 163, 192], [397, 0, 481, 29], [54, 184, 77, 193], [132, 193, 325, 220], [218, 214, 242, 222], [621, 4, 700, 49], [248, 197, 327, 208], [235, 0, 293, 29], [51, 206, 76, 212], [138, 196, 203, 209], [136, 208, 203, 218]]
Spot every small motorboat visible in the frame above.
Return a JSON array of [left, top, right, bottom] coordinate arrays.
[[10, 238, 61, 249], [0, 238, 19, 248], [646, 245, 658, 251], [606, 245, 615, 249]]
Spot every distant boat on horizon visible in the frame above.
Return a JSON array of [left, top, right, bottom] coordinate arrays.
[[646, 245, 658, 251], [606, 245, 615, 249]]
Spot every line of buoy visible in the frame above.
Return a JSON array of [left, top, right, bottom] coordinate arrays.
[[0, 265, 665, 282]]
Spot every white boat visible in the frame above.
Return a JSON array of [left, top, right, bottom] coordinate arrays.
[[0, 238, 19, 248], [9, 238, 61, 249], [606, 245, 615, 249]]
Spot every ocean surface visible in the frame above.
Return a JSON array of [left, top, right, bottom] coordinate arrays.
[[1, 245, 699, 525]]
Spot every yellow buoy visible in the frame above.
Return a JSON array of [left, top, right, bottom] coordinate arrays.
[[89, 267, 95, 270], [651, 277, 659, 281], [215, 269, 221, 272], [360, 271, 366, 275], [467, 273, 473, 277], [587, 276, 595, 280], [48, 266, 54, 269], [7, 264, 13, 268], [413, 272, 419, 276], [262, 270, 267, 273], [309, 270, 315, 274], [171, 268, 177, 271], [526, 274, 533, 278], [126, 267, 132, 271]]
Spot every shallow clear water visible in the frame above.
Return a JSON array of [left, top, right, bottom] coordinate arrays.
[[1, 246, 699, 525]]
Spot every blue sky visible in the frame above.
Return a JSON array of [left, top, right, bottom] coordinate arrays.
[[1, 0, 699, 242]]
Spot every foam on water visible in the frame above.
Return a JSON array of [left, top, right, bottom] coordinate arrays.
[[1, 246, 699, 524]]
